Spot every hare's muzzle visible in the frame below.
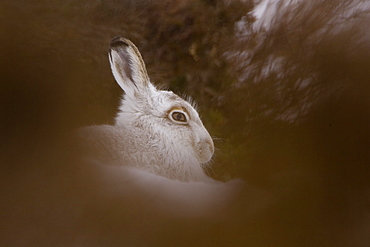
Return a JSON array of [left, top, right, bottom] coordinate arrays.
[[196, 135, 214, 164]]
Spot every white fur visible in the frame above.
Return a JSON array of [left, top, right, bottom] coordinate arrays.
[[78, 37, 214, 182]]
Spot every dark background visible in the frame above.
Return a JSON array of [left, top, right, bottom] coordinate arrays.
[[1, 0, 370, 246]]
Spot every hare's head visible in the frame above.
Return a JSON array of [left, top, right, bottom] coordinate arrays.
[[108, 37, 214, 166]]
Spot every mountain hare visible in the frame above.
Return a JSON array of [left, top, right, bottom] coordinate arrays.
[[78, 37, 215, 182]]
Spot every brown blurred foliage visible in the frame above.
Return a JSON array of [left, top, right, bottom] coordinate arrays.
[[1, 0, 370, 246]]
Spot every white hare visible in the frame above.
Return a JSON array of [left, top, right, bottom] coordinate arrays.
[[78, 37, 215, 182]]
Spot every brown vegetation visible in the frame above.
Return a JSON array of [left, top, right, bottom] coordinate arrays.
[[1, 0, 370, 246]]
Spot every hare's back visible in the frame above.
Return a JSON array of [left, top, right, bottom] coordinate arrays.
[[77, 125, 129, 165]]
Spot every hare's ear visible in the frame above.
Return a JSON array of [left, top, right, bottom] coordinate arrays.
[[109, 37, 151, 97]]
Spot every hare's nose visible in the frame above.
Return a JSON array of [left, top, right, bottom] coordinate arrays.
[[206, 138, 215, 156], [110, 36, 129, 49], [197, 135, 214, 164]]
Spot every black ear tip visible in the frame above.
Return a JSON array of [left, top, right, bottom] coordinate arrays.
[[110, 36, 129, 49]]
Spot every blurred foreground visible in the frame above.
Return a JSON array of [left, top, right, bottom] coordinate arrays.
[[1, 0, 370, 246]]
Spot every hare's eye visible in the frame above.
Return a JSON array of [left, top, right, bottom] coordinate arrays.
[[169, 111, 188, 124], [173, 112, 186, 121]]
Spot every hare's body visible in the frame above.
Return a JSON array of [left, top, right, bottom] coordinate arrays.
[[79, 123, 210, 181], [78, 37, 214, 182]]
